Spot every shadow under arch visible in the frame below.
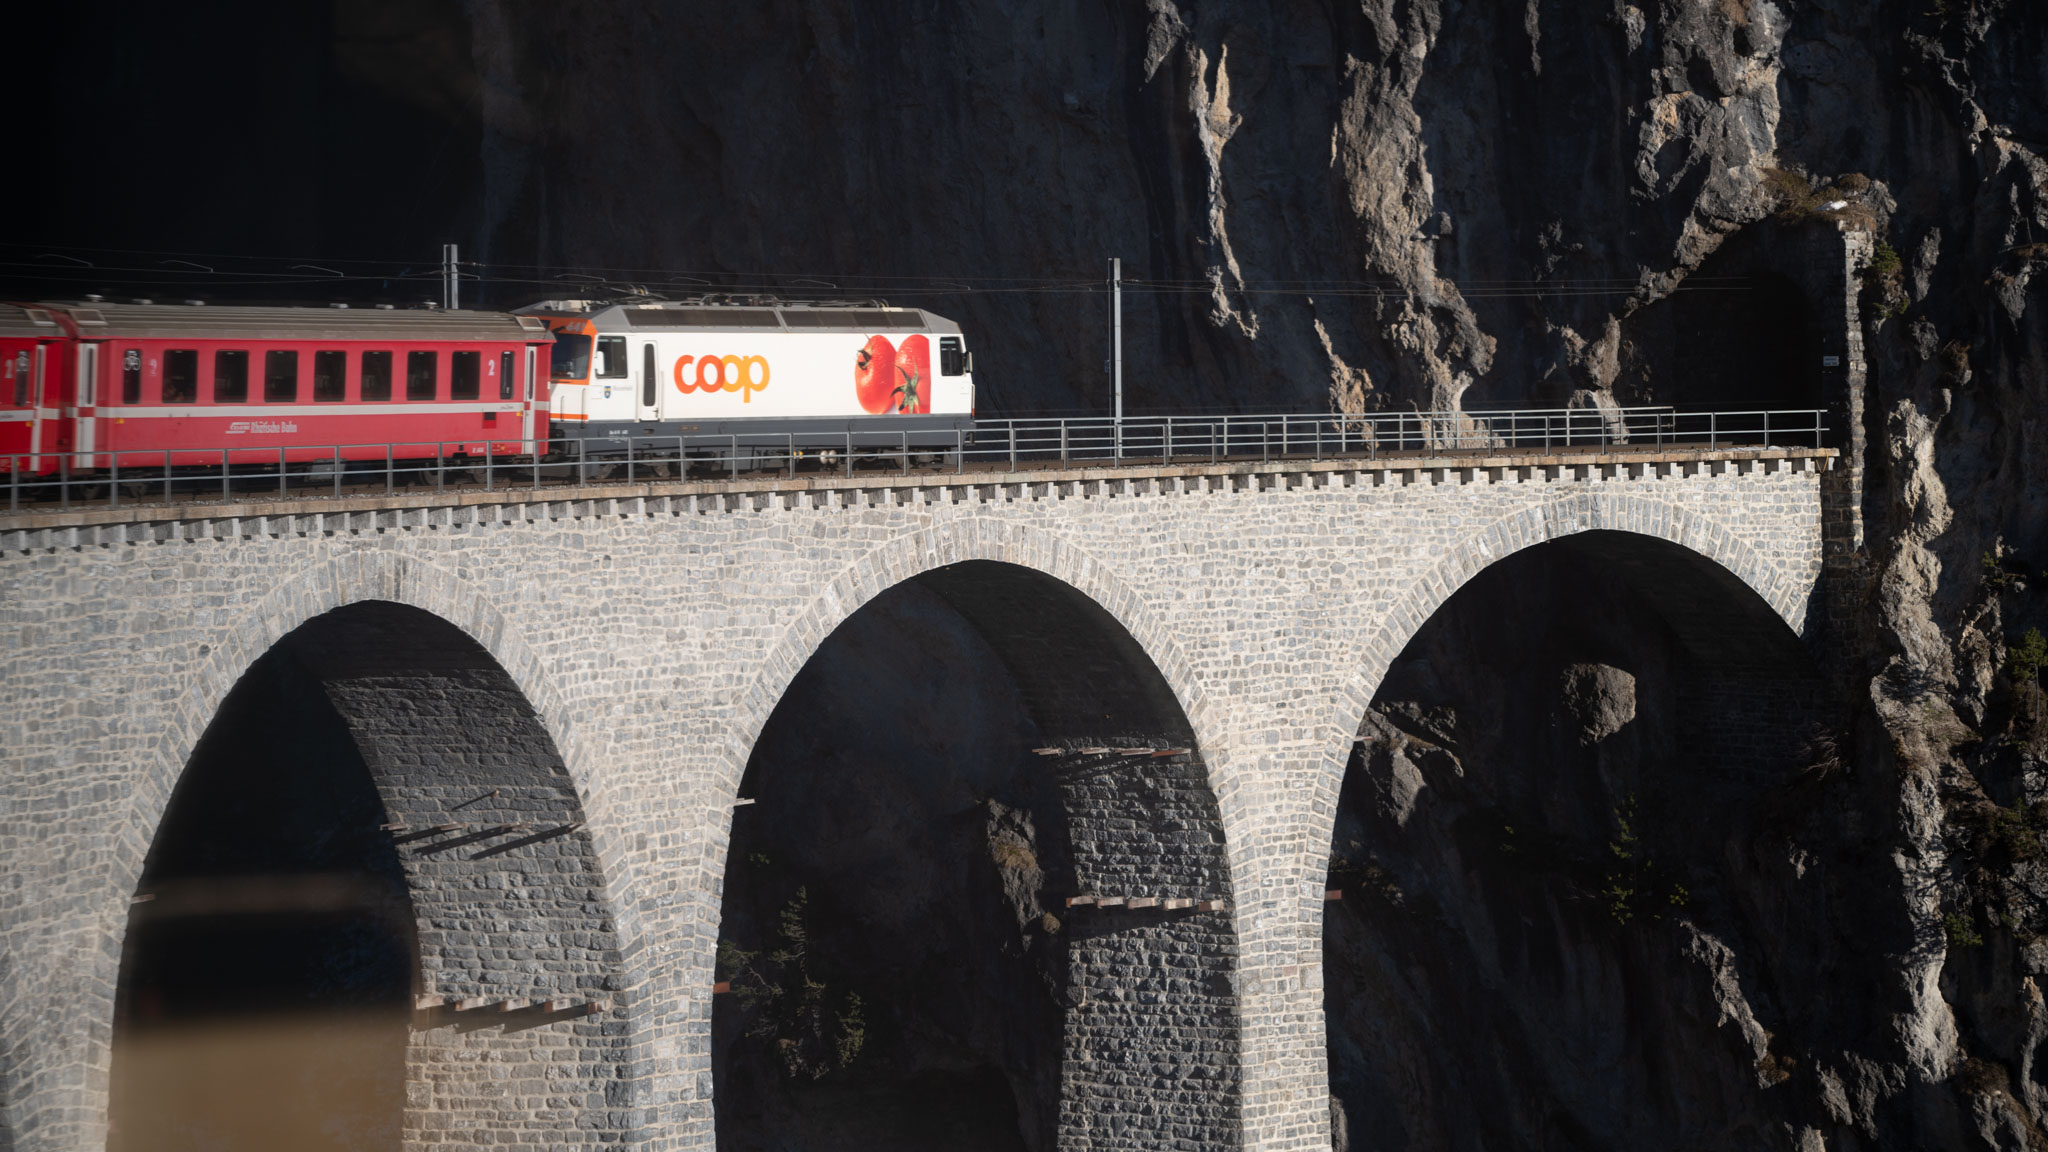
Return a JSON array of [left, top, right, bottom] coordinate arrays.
[[722, 519, 1220, 806], [1319, 494, 1821, 778], [1321, 530, 1857, 1150], [112, 601, 632, 1152], [715, 560, 1240, 1152], [114, 549, 626, 935]]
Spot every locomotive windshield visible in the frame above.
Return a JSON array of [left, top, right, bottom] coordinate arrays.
[[551, 333, 593, 379]]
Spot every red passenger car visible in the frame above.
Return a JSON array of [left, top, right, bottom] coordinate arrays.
[[36, 301, 553, 471]]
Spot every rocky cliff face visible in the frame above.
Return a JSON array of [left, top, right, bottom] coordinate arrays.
[[409, 0, 2048, 1145], [414, 0, 1947, 415]]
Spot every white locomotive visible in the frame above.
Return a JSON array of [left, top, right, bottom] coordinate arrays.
[[518, 299, 974, 458]]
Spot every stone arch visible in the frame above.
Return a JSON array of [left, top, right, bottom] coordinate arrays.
[[1317, 492, 1815, 786], [113, 549, 627, 931], [1318, 507, 1835, 1148], [716, 524, 1240, 1150], [725, 518, 1216, 802], [101, 555, 636, 1151]]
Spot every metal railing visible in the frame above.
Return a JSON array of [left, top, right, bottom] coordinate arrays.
[[0, 407, 1826, 515]]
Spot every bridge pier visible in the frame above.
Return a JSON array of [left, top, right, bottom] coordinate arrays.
[[914, 562, 1242, 1150], [102, 602, 632, 1152], [281, 605, 632, 1151]]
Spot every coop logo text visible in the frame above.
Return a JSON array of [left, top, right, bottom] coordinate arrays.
[[673, 355, 769, 403]]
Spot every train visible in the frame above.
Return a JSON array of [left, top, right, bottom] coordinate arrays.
[[0, 296, 976, 476]]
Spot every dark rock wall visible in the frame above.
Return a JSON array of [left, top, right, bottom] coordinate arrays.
[[1327, 404, 2042, 1152], [1327, 534, 1853, 1150]]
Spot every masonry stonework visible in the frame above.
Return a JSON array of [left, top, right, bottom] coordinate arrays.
[[0, 451, 1832, 1152], [285, 606, 632, 1148]]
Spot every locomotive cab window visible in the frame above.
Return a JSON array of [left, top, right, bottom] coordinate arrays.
[[122, 349, 142, 404], [361, 350, 392, 401], [214, 350, 248, 403], [940, 337, 965, 377], [11, 352, 26, 406], [641, 342, 656, 406], [407, 351, 437, 401], [451, 350, 481, 400], [163, 350, 198, 404], [500, 350, 515, 400], [595, 336, 626, 378], [313, 350, 346, 402], [264, 350, 299, 402], [552, 333, 592, 379]]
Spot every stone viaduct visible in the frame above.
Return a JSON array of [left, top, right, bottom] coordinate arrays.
[[0, 443, 1847, 1152]]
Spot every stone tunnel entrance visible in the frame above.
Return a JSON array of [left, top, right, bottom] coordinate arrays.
[[111, 601, 628, 1152], [1615, 220, 1833, 419], [716, 560, 1239, 1152], [1323, 531, 1852, 1151]]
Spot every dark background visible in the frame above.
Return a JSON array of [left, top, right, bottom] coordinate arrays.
[[8, 3, 485, 305], [8, 0, 1942, 417]]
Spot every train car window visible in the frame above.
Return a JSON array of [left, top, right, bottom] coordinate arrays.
[[551, 334, 592, 378], [595, 336, 626, 378], [407, 350, 437, 400], [451, 350, 481, 400], [214, 350, 248, 403], [313, 350, 347, 402], [361, 350, 392, 401], [500, 350, 515, 400], [940, 337, 965, 376], [264, 350, 299, 402], [15, 351, 30, 406], [122, 349, 142, 404], [163, 350, 198, 404]]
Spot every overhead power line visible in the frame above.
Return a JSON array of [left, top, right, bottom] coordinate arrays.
[[0, 242, 1753, 302]]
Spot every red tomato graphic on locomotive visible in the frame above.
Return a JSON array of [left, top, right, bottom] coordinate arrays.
[[854, 336, 898, 415], [851, 334, 931, 416], [892, 334, 931, 415]]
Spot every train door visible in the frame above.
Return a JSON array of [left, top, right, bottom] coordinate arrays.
[[30, 343, 47, 464], [0, 347, 28, 472], [591, 334, 626, 421], [637, 340, 660, 424], [75, 342, 98, 462], [522, 344, 538, 453]]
